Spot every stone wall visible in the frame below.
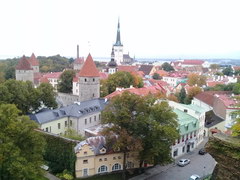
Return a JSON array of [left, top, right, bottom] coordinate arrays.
[[205, 133, 240, 180]]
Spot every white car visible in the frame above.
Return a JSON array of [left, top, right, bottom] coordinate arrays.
[[177, 159, 190, 167], [189, 174, 200, 180]]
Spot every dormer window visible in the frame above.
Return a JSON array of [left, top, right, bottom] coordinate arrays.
[[100, 147, 106, 154], [85, 78, 87, 82], [93, 78, 95, 82]]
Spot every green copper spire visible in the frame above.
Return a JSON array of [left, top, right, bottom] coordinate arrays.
[[114, 18, 122, 46]]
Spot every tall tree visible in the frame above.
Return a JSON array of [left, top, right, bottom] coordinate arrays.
[[152, 73, 161, 80], [102, 71, 143, 95], [178, 87, 187, 103], [222, 67, 233, 76], [102, 92, 179, 179], [161, 62, 174, 72], [187, 73, 206, 87], [0, 104, 46, 180], [58, 70, 76, 93], [185, 86, 202, 104], [38, 82, 58, 109], [210, 64, 220, 70]]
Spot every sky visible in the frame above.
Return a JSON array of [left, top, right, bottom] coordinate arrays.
[[0, 0, 240, 59]]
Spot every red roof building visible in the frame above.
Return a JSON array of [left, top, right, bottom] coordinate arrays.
[[117, 65, 138, 73], [28, 53, 39, 66], [79, 54, 100, 77], [16, 55, 33, 70], [182, 60, 204, 65]]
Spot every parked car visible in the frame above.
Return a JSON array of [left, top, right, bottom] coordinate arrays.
[[199, 148, 206, 155], [177, 159, 190, 167], [189, 174, 200, 180]]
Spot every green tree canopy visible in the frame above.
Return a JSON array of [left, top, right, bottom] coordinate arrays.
[[101, 71, 143, 96], [0, 79, 57, 114], [222, 67, 233, 76], [161, 62, 174, 72], [152, 73, 161, 80], [102, 92, 179, 179], [58, 70, 76, 93], [0, 104, 46, 180], [178, 87, 187, 103]]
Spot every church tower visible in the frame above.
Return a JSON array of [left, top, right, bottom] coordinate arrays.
[[113, 19, 123, 65], [15, 55, 34, 83], [78, 53, 100, 102], [107, 46, 117, 74]]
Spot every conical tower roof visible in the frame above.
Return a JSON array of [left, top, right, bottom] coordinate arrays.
[[16, 55, 33, 70], [79, 54, 100, 77], [28, 53, 39, 66]]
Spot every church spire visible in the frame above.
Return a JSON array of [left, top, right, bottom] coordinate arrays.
[[114, 18, 122, 46]]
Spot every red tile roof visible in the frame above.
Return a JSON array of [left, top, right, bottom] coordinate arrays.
[[99, 72, 108, 80], [43, 72, 62, 79], [16, 55, 33, 70], [105, 85, 164, 99], [182, 60, 204, 65], [28, 53, 39, 66], [206, 81, 225, 87], [79, 54, 100, 77], [194, 91, 230, 106], [118, 65, 138, 73], [154, 70, 169, 76], [39, 76, 49, 83]]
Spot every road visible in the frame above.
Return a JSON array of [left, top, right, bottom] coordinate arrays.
[[147, 144, 216, 180]]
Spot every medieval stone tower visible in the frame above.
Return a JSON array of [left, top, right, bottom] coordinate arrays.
[[28, 53, 39, 73], [15, 55, 34, 82], [78, 53, 100, 102], [113, 19, 123, 65]]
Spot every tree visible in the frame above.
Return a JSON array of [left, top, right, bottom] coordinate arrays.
[[152, 73, 161, 80], [0, 104, 46, 180], [185, 86, 202, 104], [178, 88, 186, 103], [102, 92, 179, 179], [222, 67, 233, 76], [187, 73, 206, 87], [38, 82, 58, 109], [233, 83, 240, 95], [232, 118, 240, 137], [0, 79, 57, 114], [210, 64, 220, 70], [102, 71, 143, 95], [58, 70, 76, 93], [161, 62, 174, 72]]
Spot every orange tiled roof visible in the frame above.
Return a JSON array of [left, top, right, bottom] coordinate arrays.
[[28, 53, 39, 66], [40, 76, 49, 83], [79, 54, 100, 77], [16, 55, 33, 70], [207, 81, 225, 87], [118, 65, 138, 73]]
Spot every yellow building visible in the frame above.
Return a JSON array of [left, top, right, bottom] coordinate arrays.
[[75, 136, 140, 178]]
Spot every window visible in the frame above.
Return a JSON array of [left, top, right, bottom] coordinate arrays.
[[182, 135, 185, 142], [173, 149, 178, 157], [104, 158, 107, 161], [99, 114, 101, 121], [182, 146, 185, 153], [85, 119, 87, 125], [83, 168, 88, 176], [89, 117, 91, 123], [94, 116, 96, 121], [70, 120, 72, 126], [112, 163, 121, 171], [46, 127, 48, 132], [93, 93, 94, 97], [118, 156, 121, 159], [84, 151, 87, 155], [177, 139, 180, 144], [98, 165, 108, 173], [127, 161, 134, 169], [93, 78, 95, 82], [65, 121, 67, 127], [58, 123, 61, 129], [192, 143, 194, 148], [85, 78, 87, 82], [99, 158, 102, 162], [113, 157, 116, 160], [184, 109, 188, 113], [83, 160, 88, 164]]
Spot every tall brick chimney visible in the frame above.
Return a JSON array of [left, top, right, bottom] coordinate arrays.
[[77, 45, 79, 59]]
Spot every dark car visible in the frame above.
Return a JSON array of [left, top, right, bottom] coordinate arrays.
[[198, 148, 206, 155]]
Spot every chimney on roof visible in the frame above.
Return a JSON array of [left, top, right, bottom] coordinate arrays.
[[77, 45, 79, 59]]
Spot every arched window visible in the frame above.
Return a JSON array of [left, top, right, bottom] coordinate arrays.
[[98, 165, 108, 173], [112, 163, 121, 171]]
